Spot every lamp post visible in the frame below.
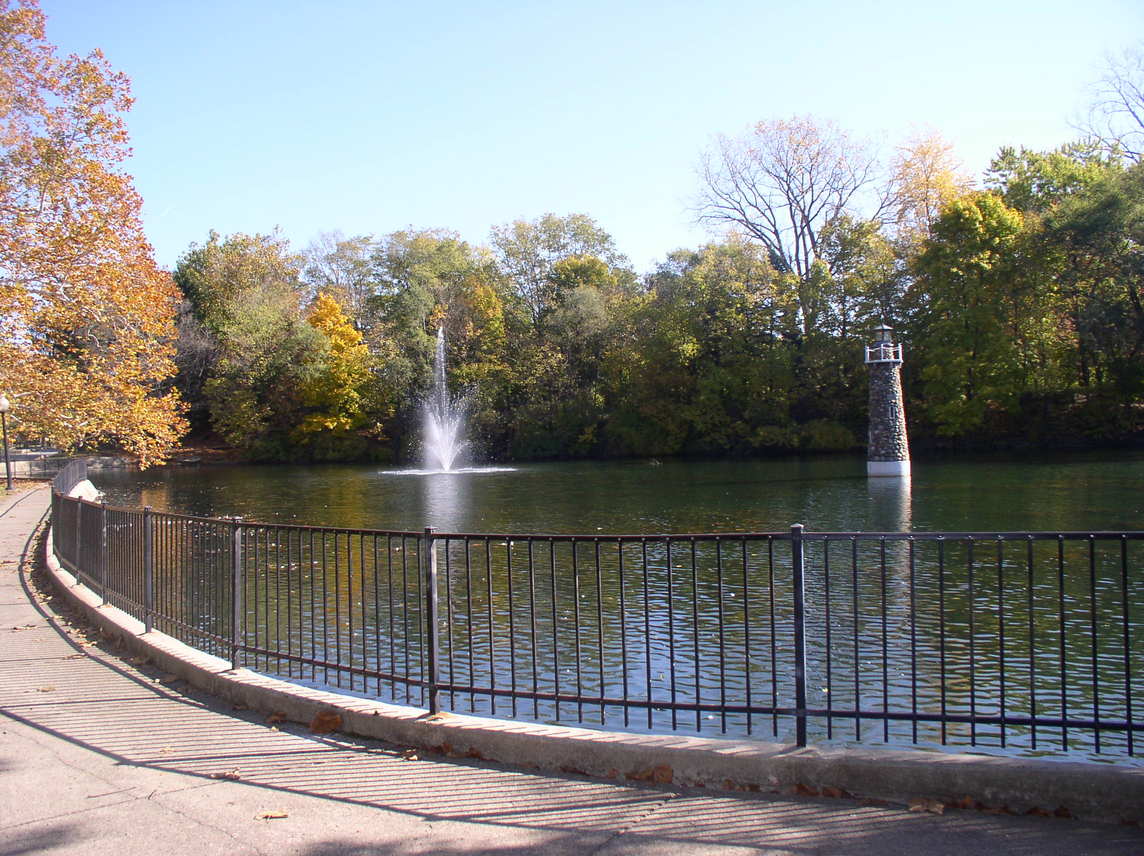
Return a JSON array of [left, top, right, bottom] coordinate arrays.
[[0, 395, 11, 491]]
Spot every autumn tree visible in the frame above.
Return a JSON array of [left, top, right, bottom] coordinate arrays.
[[696, 117, 894, 333], [889, 132, 973, 244], [0, 0, 186, 464]]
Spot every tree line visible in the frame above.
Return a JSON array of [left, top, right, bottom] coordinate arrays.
[[2, 0, 1141, 465], [171, 129, 1144, 462]]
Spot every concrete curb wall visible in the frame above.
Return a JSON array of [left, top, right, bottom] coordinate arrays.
[[42, 525, 1144, 825]]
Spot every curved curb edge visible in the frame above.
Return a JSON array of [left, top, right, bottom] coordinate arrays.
[[42, 525, 1143, 825]]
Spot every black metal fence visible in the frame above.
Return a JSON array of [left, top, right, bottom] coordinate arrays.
[[49, 462, 1143, 760]]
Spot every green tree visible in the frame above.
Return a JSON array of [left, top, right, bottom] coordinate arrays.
[[490, 213, 630, 328], [911, 192, 1034, 435], [174, 230, 301, 333], [202, 286, 323, 459]]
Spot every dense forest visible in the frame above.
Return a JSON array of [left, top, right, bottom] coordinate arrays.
[[169, 127, 1144, 463], [2, 0, 1142, 466]]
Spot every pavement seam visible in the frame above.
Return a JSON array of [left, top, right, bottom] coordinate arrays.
[[585, 789, 682, 855], [144, 786, 273, 856]]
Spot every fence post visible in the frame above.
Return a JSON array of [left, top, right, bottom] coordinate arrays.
[[791, 523, 808, 747], [73, 499, 83, 573], [100, 502, 109, 605], [423, 526, 440, 714], [231, 519, 244, 670], [143, 507, 154, 633]]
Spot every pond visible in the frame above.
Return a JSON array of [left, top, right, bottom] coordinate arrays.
[[89, 451, 1144, 761], [95, 449, 1144, 535]]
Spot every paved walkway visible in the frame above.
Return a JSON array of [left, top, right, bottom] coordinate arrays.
[[2, 483, 1143, 855]]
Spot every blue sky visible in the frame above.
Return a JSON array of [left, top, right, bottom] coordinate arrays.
[[39, 0, 1144, 273]]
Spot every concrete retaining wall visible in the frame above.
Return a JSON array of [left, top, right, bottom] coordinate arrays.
[[43, 525, 1144, 825]]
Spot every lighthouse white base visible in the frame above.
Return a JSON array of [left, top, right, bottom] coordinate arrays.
[[868, 459, 911, 478]]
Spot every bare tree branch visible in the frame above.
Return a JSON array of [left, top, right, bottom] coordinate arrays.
[[695, 116, 892, 330], [1080, 43, 1144, 163]]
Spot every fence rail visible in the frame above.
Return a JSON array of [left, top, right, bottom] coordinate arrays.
[[49, 463, 1143, 760]]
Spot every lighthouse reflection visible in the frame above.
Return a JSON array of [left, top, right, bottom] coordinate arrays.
[[867, 477, 912, 532]]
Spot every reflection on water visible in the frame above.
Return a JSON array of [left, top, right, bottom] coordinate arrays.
[[866, 478, 912, 532], [98, 451, 1144, 760], [104, 451, 1144, 535]]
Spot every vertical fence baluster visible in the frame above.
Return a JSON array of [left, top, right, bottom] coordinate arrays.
[[791, 524, 807, 748], [1089, 535, 1100, 753], [641, 538, 651, 730], [550, 538, 559, 721], [507, 539, 517, 719], [529, 540, 539, 721], [231, 519, 243, 669], [880, 537, 888, 743], [716, 537, 726, 734], [618, 541, 628, 728], [908, 538, 917, 745], [424, 527, 440, 715], [100, 502, 109, 605], [742, 537, 752, 737], [1122, 537, 1133, 756], [1027, 537, 1037, 751], [143, 507, 154, 634], [1058, 536, 1068, 750], [997, 538, 1007, 749], [596, 539, 605, 725]]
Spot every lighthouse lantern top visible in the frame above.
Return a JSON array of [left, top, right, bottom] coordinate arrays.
[[865, 324, 903, 364]]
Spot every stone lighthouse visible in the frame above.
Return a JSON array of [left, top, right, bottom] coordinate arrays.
[[865, 323, 910, 478]]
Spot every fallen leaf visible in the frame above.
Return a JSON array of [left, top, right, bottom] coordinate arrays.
[[308, 711, 342, 734], [35, 686, 55, 693], [209, 770, 241, 781], [266, 712, 288, 725], [256, 811, 288, 820], [908, 798, 945, 815]]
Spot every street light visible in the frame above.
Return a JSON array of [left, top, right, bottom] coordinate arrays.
[[0, 394, 12, 491]]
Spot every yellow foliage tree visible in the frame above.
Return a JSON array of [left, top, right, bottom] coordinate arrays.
[[296, 292, 373, 437], [0, 0, 186, 465]]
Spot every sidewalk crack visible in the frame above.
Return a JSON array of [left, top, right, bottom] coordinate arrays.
[[588, 790, 681, 855]]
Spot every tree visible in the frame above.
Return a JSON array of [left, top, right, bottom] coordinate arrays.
[[202, 285, 322, 459], [174, 230, 301, 333], [1081, 43, 1144, 162], [293, 293, 389, 459], [302, 231, 377, 323], [986, 142, 1115, 214], [0, 0, 185, 464], [696, 116, 893, 332], [911, 192, 1033, 435], [889, 132, 973, 243], [1045, 160, 1144, 400], [490, 213, 629, 327]]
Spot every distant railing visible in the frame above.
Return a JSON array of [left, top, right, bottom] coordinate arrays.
[[864, 342, 903, 363], [49, 465, 1143, 760]]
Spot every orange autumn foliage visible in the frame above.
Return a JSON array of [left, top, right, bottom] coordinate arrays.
[[0, 0, 186, 465]]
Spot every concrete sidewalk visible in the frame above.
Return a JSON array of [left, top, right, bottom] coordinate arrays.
[[2, 484, 1143, 855]]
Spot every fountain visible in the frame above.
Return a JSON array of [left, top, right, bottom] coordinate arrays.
[[422, 327, 467, 472]]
